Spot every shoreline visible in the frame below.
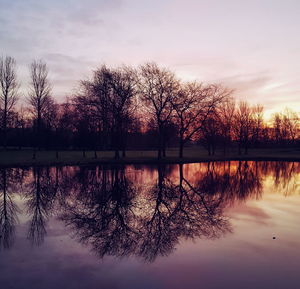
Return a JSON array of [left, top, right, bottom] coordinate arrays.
[[0, 149, 300, 168]]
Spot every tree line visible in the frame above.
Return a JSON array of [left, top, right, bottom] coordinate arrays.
[[0, 56, 299, 158]]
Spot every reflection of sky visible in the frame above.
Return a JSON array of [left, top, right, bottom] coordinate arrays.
[[0, 0, 299, 117], [0, 163, 300, 288]]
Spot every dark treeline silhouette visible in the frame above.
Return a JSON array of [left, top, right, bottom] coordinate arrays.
[[0, 56, 299, 158], [0, 161, 299, 259]]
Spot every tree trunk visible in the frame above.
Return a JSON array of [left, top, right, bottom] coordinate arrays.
[[157, 148, 161, 159], [179, 139, 184, 158], [223, 141, 226, 155], [37, 109, 41, 151], [122, 131, 127, 158], [3, 105, 7, 150], [157, 132, 162, 159], [245, 143, 248, 155], [162, 146, 166, 157], [162, 132, 166, 158]]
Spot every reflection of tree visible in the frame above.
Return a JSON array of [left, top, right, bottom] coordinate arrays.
[[176, 164, 230, 238], [25, 167, 58, 246], [61, 166, 139, 258], [138, 166, 179, 261], [217, 161, 263, 204], [137, 165, 230, 262], [188, 162, 263, 206], [270, 161, 300, 195], [2, 160, 300, 255], [259, 161, 300, 195], [61, 165, 232, 262], [0, 169, 19, 250]]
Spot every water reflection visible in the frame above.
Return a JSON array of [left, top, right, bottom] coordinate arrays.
[[0, 168, 20, 250], [60, 165, 232, 261], [25, 167, 58, 246], [61, 167, 139, 259], [0, 161, 299, 261]]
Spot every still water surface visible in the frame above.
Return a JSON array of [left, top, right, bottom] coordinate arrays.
[[0, 161, 300, 289]]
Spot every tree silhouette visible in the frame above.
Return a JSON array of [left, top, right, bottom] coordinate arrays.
[[0, 56, 19, 150], [173, 83, 231, 157], [28, 60, 52, 158], [0, 59, 297, 153], [138, 63, 179, 159]]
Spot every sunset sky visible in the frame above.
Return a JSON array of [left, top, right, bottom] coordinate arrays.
[[1, 0, 299, 118]]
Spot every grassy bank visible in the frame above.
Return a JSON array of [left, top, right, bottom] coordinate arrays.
[[0, 147, 300, 167]]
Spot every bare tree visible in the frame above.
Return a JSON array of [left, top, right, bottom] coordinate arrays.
[[282, 108, 299, 144], [173, 82, 231, 158], [28, 60, 52, 158], [252, 104, 264, 146], [233, 101, 254, 155], [272, 108, 299, 146], [0, 56, 19, 150], [138, 62, 179, 159], [200, 110, 221, 155], [216, 98, 236, 155], [272, 112, 283, 145], [15, 106, 27, 150], [107, 66, 138, 158], [78, 65, 111, 155], [77, 65, 137, 159]]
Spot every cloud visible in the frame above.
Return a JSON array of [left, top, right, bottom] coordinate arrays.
[[42, 53, 96, 98], [218, 72, 271, 98], [0, 0, 299, 113]]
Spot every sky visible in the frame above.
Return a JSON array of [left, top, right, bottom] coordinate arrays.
[[0, 0, 299, 118]]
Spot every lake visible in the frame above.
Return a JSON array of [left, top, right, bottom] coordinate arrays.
[[0, 161, 299, 289]]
